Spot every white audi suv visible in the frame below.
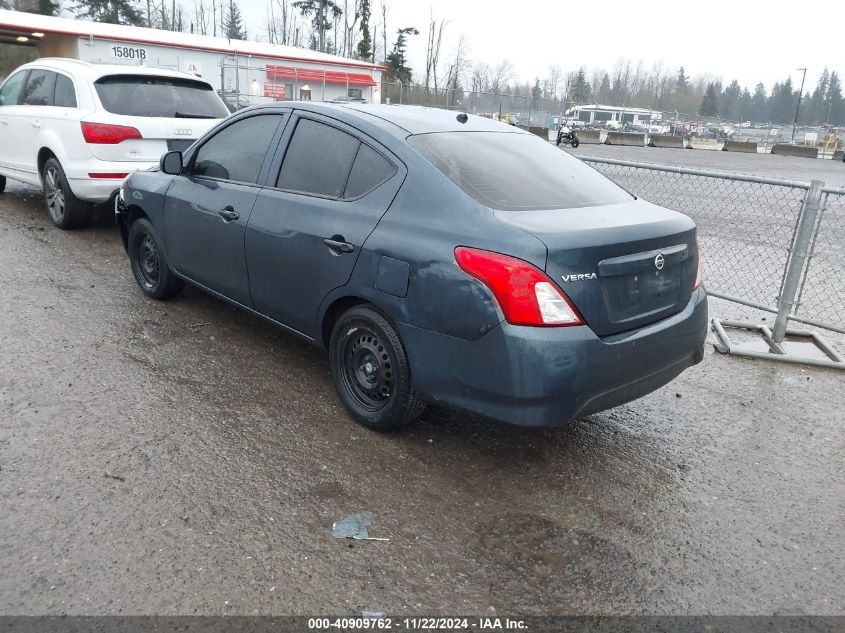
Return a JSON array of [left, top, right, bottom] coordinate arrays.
[[0, 58, 229, 228]]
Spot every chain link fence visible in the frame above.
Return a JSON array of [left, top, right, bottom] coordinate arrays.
[[795, 190, 845, 327], [579, 157, 844, 333]]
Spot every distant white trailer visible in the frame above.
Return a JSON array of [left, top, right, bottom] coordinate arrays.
[[0, 9, 384, 105], [564, 103, 658, 129]]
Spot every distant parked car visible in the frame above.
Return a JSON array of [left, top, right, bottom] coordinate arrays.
[[0, 58, 229, 228], [116, 103, 707, 431]]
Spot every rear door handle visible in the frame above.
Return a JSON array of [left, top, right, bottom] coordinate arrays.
[[31, 121, 41, 128], [218, 206, 239, 222], [322, 237, 354, 254]]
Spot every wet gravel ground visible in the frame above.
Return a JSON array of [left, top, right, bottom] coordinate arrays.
[[0, 180, 844, 616]]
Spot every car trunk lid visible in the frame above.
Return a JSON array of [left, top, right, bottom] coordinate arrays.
[[495, 199, 699, 336]]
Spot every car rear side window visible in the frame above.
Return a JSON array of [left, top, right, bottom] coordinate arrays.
[[344, 144, 396, 198], [191, 114, 283, 184], [408, 131, 633, 211], [21, 70, 56, 106], [94, 75, 229, 119], [53, 74, 77, 108], [0, 70, 28, 106], [276, 118, 359, 198]]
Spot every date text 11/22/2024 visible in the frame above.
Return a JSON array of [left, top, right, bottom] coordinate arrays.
[[307, 617, 528, 630]]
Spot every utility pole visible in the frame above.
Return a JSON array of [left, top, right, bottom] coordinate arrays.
[[791, 67, 807, 144]]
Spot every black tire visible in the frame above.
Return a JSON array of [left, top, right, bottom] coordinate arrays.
[[42, 157, 92, 229], [329, 305, 425, 431], [571, 137, 580, 148], [0, 175, 6, 193], [128, 218, 184, 300]]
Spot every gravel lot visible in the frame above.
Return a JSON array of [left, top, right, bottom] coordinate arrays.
[[0, 173, 843, 616]]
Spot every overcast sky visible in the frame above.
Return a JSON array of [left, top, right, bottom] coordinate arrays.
[[238, 0, 841, 93]]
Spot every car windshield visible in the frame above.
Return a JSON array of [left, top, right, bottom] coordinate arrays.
[[408, 131, 633, 211], [94, 75, 229, 119]]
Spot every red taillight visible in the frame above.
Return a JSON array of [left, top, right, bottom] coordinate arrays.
[[694, 247, 702, 290], [454, 246, 584, 327], [88, 172, 129, 179], [81, 121, 142, 144]]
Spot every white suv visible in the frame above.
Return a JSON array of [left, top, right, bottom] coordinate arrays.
[[0, 58, 229, 228]]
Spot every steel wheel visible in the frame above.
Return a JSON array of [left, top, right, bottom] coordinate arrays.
[[136, 234, 161, 289], [44, 165, 65, 224], [340, 327, 393, 412]]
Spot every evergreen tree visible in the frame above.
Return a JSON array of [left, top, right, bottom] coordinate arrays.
[[720, 79, 741, 121], [808, 69, 829, 124], [356, 0, 372, 61], [750, 82, 768, 122], [736, 88, 752, 122], [676, 66, 689, 92], [74, 0, 144, 25], [827, 71, 844, 125], [384, 26, 418, 84], [293, 0, 342, 53], [572, 67, 591, 103], [223, 0, 246, 39], [767, 78, 796, 124], [699, 82, 719, 117], [37, 0, 59, 14]]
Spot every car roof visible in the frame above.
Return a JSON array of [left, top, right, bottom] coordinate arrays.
[[250, 101, 526, 139], [17, 58, 212, 84]]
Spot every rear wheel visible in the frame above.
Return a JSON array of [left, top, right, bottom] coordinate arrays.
[[329, 305, 425, 432], [128, 218, 184, 300], [42, 158, 92, 229], [0, 175, 6, 193]]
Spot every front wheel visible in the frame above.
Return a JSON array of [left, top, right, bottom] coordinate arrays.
[[42, 158, 92, 229], [0, 175, 6, 193], [329, 305, 425, 431], [570, 137, 580, 148], [128, 218, 184, 300]]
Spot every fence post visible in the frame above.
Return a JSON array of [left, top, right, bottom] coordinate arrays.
[[772, 179, 825, 343]]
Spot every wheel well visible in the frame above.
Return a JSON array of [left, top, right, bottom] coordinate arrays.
[[321, 296, 369, 348], [37, 148, 56, 178], [126, 204, 150, 227]]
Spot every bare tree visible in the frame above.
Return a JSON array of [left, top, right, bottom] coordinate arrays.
[[547, 64, 563, 100], [193, 0, 210, 34], [489, 59, 514, 95], [443, 34, 470, 106], [423, 10, 447, 91], [380, 0, 388, 64]]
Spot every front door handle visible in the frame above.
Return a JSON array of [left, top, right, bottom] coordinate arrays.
[[322, 237, 354, 254], [218, 206, 239, 222], [31, 121, 41, 128]]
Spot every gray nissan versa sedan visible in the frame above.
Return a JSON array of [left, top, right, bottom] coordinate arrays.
[[116, 103, 707, 431]]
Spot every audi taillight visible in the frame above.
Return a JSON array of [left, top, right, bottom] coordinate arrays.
[[454, 246, 584, 327], [694, 247, 702, 290], [81, 122, 142, 144]]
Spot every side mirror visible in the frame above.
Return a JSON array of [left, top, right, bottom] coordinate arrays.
[[160, 151, 183, 175]]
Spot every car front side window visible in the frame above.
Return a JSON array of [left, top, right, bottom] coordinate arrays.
[[0, 70, 28, 106], [190, 114, 283, 184]]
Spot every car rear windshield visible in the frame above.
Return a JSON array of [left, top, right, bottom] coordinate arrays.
[[408, 131, 632, 211], [94, 75, 229, 119]]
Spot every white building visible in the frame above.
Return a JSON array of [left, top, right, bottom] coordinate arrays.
[[0, 9, 384, 105]]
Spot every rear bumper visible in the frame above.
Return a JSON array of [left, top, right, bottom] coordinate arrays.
[[399, 287, 708, 427], [65, 160, 157, 203]]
